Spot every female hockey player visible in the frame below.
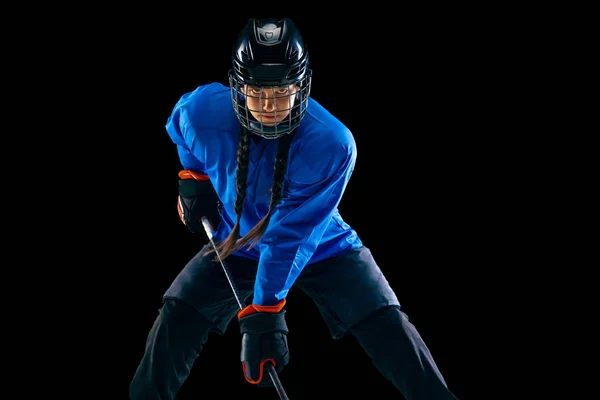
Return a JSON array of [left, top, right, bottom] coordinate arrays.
[[129, 17, 458, 400]]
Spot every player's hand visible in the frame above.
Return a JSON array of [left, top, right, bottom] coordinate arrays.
[[177, 170, 222, 240], [237, 300, 289, 386]]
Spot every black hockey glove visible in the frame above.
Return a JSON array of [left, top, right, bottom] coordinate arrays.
[[237, 300, 289, 387], [177, 170, 222, 240]]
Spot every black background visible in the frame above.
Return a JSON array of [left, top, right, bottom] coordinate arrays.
[[45, 11, 519, 400]]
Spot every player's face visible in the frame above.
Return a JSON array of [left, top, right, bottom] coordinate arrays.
[[243, 85, 299, 126]]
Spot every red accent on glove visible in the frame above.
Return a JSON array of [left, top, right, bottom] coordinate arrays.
[[241, 358, 277, 384], [237, 299, 286, 319], [177, 196, 185, 225], [178, 170, 209, 180]]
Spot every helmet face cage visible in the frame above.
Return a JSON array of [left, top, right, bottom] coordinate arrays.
[[228, 18, 312, 139], [229, 70, 312, 139]]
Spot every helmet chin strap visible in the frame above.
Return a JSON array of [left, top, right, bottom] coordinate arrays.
[[249, 121, 282, 132], [248, 121, 291, 139]]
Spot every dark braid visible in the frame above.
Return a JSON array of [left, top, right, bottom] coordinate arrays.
[[211, 129, 295, 260], [209, 127, 251, 259], [234, 130, 251, 221], [236, 131, 294, 250]]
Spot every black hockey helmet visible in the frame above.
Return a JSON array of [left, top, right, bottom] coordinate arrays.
[[229, 17, 312, 139]]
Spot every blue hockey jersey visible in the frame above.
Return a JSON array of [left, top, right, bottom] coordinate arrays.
[[165, 82, 363, 306]]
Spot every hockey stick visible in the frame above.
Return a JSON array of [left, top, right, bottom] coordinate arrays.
[[201, 217, 290, 400]]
